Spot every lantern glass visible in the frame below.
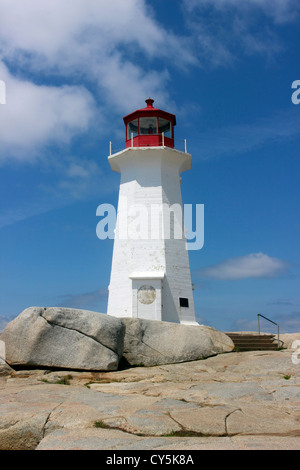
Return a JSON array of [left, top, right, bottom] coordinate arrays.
[[158, 118, 172, 138], [127, 119, 138, 140], [139, 117, 157, 135]]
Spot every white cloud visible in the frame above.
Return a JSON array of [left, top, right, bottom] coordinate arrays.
[[54, 155, 106, 200], [182, 0, 299, 64], [233, 312, 300, 333], [95, 54, 171, 113], [56, 288, 108, 310], [0, 0, 188, 63], [0, 314, 17, 332], [0, 0, 195, 112], [0, 0, 298, 161], [0, 0, 197, 160], [197, 252, 290, 280], [0, 61, 96, 161], [184, 0, 299, 24], [0, 152, 116, 228], [0, 200, 58, 229], [196, 110, 300, 160]]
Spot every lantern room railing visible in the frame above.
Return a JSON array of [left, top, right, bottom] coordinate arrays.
[[109, 134, 188, 156]]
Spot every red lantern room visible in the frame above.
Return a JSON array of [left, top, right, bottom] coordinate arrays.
[[123, 98, 176, 149]]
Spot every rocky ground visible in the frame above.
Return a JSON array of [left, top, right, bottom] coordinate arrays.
[[0, 343, 299, 450]]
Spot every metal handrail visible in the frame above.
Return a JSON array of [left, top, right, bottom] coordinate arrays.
[[109, 137, 188, 156], [257, 314, 280, 347]]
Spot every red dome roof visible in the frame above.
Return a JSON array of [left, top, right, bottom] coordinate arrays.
[[123, 98, 176, 149], [123, 98, 176, 125]]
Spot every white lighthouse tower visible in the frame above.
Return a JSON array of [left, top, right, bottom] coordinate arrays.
[[107, 98, 198, 325]]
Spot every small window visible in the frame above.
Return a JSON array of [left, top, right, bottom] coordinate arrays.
[[158, 118, 172, 138], [127, 119, 138, 140], [179, 297, 189, 308], [139, 117, 157, 135]]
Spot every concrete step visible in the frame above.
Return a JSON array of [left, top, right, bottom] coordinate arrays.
[[233, 345, 279, 351], [227, 333, 275, 339], [226, 332, 279, 351], [228, 339, 276, 344]]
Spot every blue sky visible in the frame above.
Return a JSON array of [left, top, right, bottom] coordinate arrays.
[[0, 0, 299, 333]]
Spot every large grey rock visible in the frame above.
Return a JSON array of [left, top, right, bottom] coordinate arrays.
[[0, 339, 14, 376], [1, 307, 125, 371], [122, 318, 234, 366], [0, 339, 6, 365], [280, 333, 300, 349]]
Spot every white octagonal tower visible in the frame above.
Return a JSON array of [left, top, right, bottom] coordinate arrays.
[[107, 98, 197, 325]]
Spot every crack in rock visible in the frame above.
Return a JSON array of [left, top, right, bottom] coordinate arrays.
[[224, 408, 242, 435], [124, 331, 168, 359], [40, 310, 118, 355], [41, 401, 65, 439]]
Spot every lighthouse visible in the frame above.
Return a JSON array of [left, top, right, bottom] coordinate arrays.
[[107, 98, 198, 325]]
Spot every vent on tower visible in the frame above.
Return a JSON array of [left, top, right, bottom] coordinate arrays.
[[179, 297, 189, 308]]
